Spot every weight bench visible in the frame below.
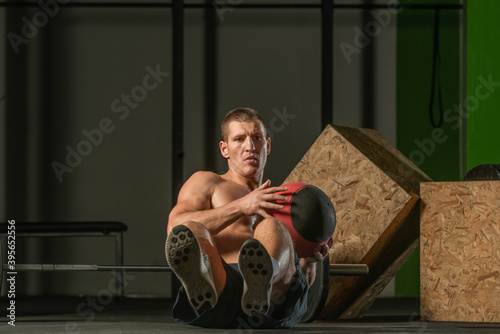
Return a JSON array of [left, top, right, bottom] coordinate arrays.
[[0, 221, 128, 297]]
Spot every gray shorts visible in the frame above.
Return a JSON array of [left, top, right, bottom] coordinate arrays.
[[172, 253, 308, 329]]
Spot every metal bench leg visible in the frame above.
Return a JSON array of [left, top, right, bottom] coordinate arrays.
[[115, 231, 124, 298]]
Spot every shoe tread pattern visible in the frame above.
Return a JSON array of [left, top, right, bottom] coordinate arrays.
[[238, 239, 276, 316], [165, 225, 217, 311]]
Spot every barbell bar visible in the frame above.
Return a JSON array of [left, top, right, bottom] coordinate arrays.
[[2, 263, 369, 276]]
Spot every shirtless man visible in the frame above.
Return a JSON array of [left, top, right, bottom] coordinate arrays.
[[165, 107, 330, 329]]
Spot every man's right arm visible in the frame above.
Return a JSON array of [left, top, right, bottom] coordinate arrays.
[[167, 172, 288, 235], [167, 171, 250, 235]]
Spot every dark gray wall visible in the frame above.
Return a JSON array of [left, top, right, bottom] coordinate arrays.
[[1, 2, 396, 297]]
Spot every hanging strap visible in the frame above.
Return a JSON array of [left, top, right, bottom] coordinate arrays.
[[429, 9, 444, 128]]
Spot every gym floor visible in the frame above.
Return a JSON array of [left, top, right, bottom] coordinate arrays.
[[1, 296, 499, 333]]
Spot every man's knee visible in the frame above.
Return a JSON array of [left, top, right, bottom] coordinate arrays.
[[256, 217, 288, 235], [255, 218, 295, 258], [169, 221, 214, 246], [173, 221, 209, 237], [181, 220, 205, 232]]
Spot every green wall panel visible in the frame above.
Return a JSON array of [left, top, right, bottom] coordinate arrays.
[[395, 0, 461, 297], [466, 1, 500, 170]]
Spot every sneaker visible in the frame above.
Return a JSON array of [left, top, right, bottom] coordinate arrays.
[[165, 225, 217, 311], [238, 239, 280, 316]]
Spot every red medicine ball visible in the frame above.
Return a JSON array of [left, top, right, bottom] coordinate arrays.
[[268, 182, 336, 258]]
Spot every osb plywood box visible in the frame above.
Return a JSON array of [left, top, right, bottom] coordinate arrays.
[[284, 124, 431, 319], [421, 181, 500, 323]]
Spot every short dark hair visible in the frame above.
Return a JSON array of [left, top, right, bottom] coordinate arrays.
[[220, 107, 266, 142]]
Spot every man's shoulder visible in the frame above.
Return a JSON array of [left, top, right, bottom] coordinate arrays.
[[190, 171, 223, 182], [178, 171, 222, 199], [186, 171, 224, 189]]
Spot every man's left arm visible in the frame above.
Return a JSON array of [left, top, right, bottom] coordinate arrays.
[[299, 241, 332, 288]]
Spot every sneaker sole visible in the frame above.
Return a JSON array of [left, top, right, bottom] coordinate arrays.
[[165, 225, 217, 311], [238, 239, 277, 316]]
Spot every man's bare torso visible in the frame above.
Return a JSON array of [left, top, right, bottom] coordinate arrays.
[[210, 174, 259, 263]]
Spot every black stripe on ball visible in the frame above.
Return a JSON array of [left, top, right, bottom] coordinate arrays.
[[289, 185, 336, 243]]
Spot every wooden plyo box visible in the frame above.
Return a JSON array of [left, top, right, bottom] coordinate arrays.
[[421, 181, 500, 323], [284, 125, 431, 319]]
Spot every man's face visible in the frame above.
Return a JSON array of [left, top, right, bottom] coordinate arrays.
[[219, 120, 270, 178]]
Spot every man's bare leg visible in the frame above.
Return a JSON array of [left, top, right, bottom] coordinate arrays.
[[166, 221, 226, 310], [238, 217, 296, 315], [253, 217, 296, 299]]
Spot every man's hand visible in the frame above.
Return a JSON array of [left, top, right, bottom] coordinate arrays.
[[238, 179, 289, 218], [300, 238, 333, 287]]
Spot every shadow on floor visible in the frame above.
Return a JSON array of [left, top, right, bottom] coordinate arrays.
[[1, 296, 498, 333]]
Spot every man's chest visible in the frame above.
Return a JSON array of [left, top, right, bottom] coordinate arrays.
[[210, 182, 251, 209]]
